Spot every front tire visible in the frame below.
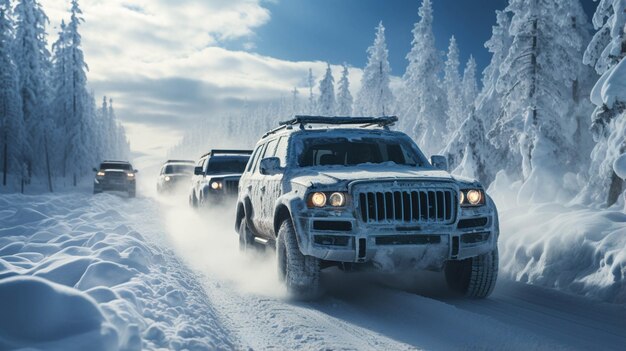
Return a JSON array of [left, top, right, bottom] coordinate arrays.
[[444, 248, 498, 298], [276, 220, 321, 300]]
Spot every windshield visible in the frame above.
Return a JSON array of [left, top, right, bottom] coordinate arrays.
[[164, 164, 194, 174], [101, 162, 132, 170], [206, 157, 249, 174], [298, 136, 426, 168]]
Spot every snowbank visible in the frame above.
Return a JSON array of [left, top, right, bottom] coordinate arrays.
[[490, 177, 626, 303], [0, 192, 234, 350]]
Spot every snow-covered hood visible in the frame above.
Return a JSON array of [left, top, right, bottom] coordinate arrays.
[[289, 164, 481, 189]]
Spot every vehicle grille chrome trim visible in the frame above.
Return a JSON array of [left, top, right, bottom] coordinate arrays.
[[224, 179, 239, 195], [356, 185, 456, 224]]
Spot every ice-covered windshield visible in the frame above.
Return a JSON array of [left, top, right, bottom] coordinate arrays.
[[206, 157, 249, 174], [164, 164, 194, 174], [100, 162, 132, 170], [298, 136, 427, 167]]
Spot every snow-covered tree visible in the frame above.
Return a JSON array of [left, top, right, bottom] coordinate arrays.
[[401, 0, 446, 155], [336, 63, 353, 116], [14, 0, 51, 177], [354, 21, 394, 117], [461, 55, 478, 114], [307, 68, 316, 114], [582, 0, 626, 206], [290, 87, 299, 116], [493, 0, 595, 203], [444, 108, 491, 183], [318, 63, 335, 116], [0, 0, 27, 185], [444, 36, 464, 135]]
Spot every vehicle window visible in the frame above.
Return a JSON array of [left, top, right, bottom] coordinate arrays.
[[206, 156, 250, 175], [252, 143, 267, 174], [247, 145, 263, 173], [100, 163, 132, 170], [298, 137, 424, 167], [274, 137, 289, 167], [165, 164, 194, 174], [263, 139, 279, 158]]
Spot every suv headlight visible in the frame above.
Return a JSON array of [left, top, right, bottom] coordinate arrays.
[[460, 189, 485, 206], [96, 171, 105, 177], [307, 191, 348, 208], [211, 180, 223, 190]]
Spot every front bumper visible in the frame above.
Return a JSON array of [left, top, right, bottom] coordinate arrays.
[[94, 178, 135, 192], [293, 205, 498, 271]]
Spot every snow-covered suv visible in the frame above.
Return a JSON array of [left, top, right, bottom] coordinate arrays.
[[189, 150, 252, 207], [235, 116, 499, 299], [93, 161, 137, 197]]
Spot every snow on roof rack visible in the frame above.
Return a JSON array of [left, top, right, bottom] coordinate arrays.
[[263, 116, 398, 138], [200, 149, 253, 158]]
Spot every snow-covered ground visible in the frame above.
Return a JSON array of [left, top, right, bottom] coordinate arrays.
[[1, 187, 625, 350]]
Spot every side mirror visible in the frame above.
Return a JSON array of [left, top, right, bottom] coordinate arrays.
[[134, 169, 139, 173], [92, 167, 98, 172], [260, 157, 282, 175], [194, 166, 204, 175], [430, 155, 449, 172]]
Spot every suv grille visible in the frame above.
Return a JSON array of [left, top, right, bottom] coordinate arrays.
[[224, 179, 239, 195], [357, 188, 456, 224]]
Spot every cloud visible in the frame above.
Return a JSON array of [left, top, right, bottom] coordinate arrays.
[[40, 1, 385, 158]]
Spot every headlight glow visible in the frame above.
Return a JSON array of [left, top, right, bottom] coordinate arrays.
[[211, 181, 222, 190], [164, 176, 171, 181], [460, 189, 485, 206], [310, 192, 327, 207], [96, 171, 105, 177], [328, 192, 346, 207], [466, 190, 482, 205], [127, 172, 135, 177]]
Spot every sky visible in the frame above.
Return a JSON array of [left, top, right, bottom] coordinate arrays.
[[42, 0, 599, 159]]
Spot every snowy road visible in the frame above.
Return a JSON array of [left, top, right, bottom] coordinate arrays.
[[155, 193, 626, 351], [1, 191, 624, 350]]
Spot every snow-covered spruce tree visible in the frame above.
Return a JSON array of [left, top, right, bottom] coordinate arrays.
[[290, 87, 299, 116], [14, 0, 51, 178], [444, 36, 464, 136], [354, 21, 394, 117], [492, 0, 594, 203], [461, 55, 478, 115], [336, 63, 353, 116], [444, 108, 490, 183], [318, 63, 336, 116], [582, 0, 626, 206], [0, 0, 27, 185], [401, 0, 446, 155]]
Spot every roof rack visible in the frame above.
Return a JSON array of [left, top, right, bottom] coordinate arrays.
[[200, 149, 253, 158], [263, 115, 398, 139], [165, 159, 194, 164]]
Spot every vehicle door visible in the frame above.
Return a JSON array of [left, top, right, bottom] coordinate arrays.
[[255, 138, 280, 236], [246, 143, 267, 232], [261, 136, 289, 235]]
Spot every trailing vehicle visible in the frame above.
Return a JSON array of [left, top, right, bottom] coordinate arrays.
[[157, 160, 195, 194], [189, 150, 252, 208], [235, 116, 499, 299], [93, 161, 138, 197]]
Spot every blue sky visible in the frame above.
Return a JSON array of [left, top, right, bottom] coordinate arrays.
[[252, 0, 598, 76]]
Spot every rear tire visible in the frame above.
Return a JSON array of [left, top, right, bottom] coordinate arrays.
[[238, 216, 256, 252], [277, 220, 321, 300], [444, 248, 498, 298]]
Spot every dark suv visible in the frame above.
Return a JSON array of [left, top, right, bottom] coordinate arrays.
[[235, 116, 499, 299], [93, 161, 138, 197], [157, 160, 195, 194], [189, 150, 252, 207]]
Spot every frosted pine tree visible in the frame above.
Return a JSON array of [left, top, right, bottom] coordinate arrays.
[[14, 0, 51, 177], [290, 87, 299, 116], [354, 21, 394, 117], [494, 0, 595, 203], [444, 108, 490, 183], [0, 0, 27, 185], [336, 63, 353, 116], [443, 36, 464, 135], [461, 55, 478, 114], [581, 0, 626, 206], [318, 63, 336, 116], [401, 0, 446, 155], [307, 68, 316, 114]]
